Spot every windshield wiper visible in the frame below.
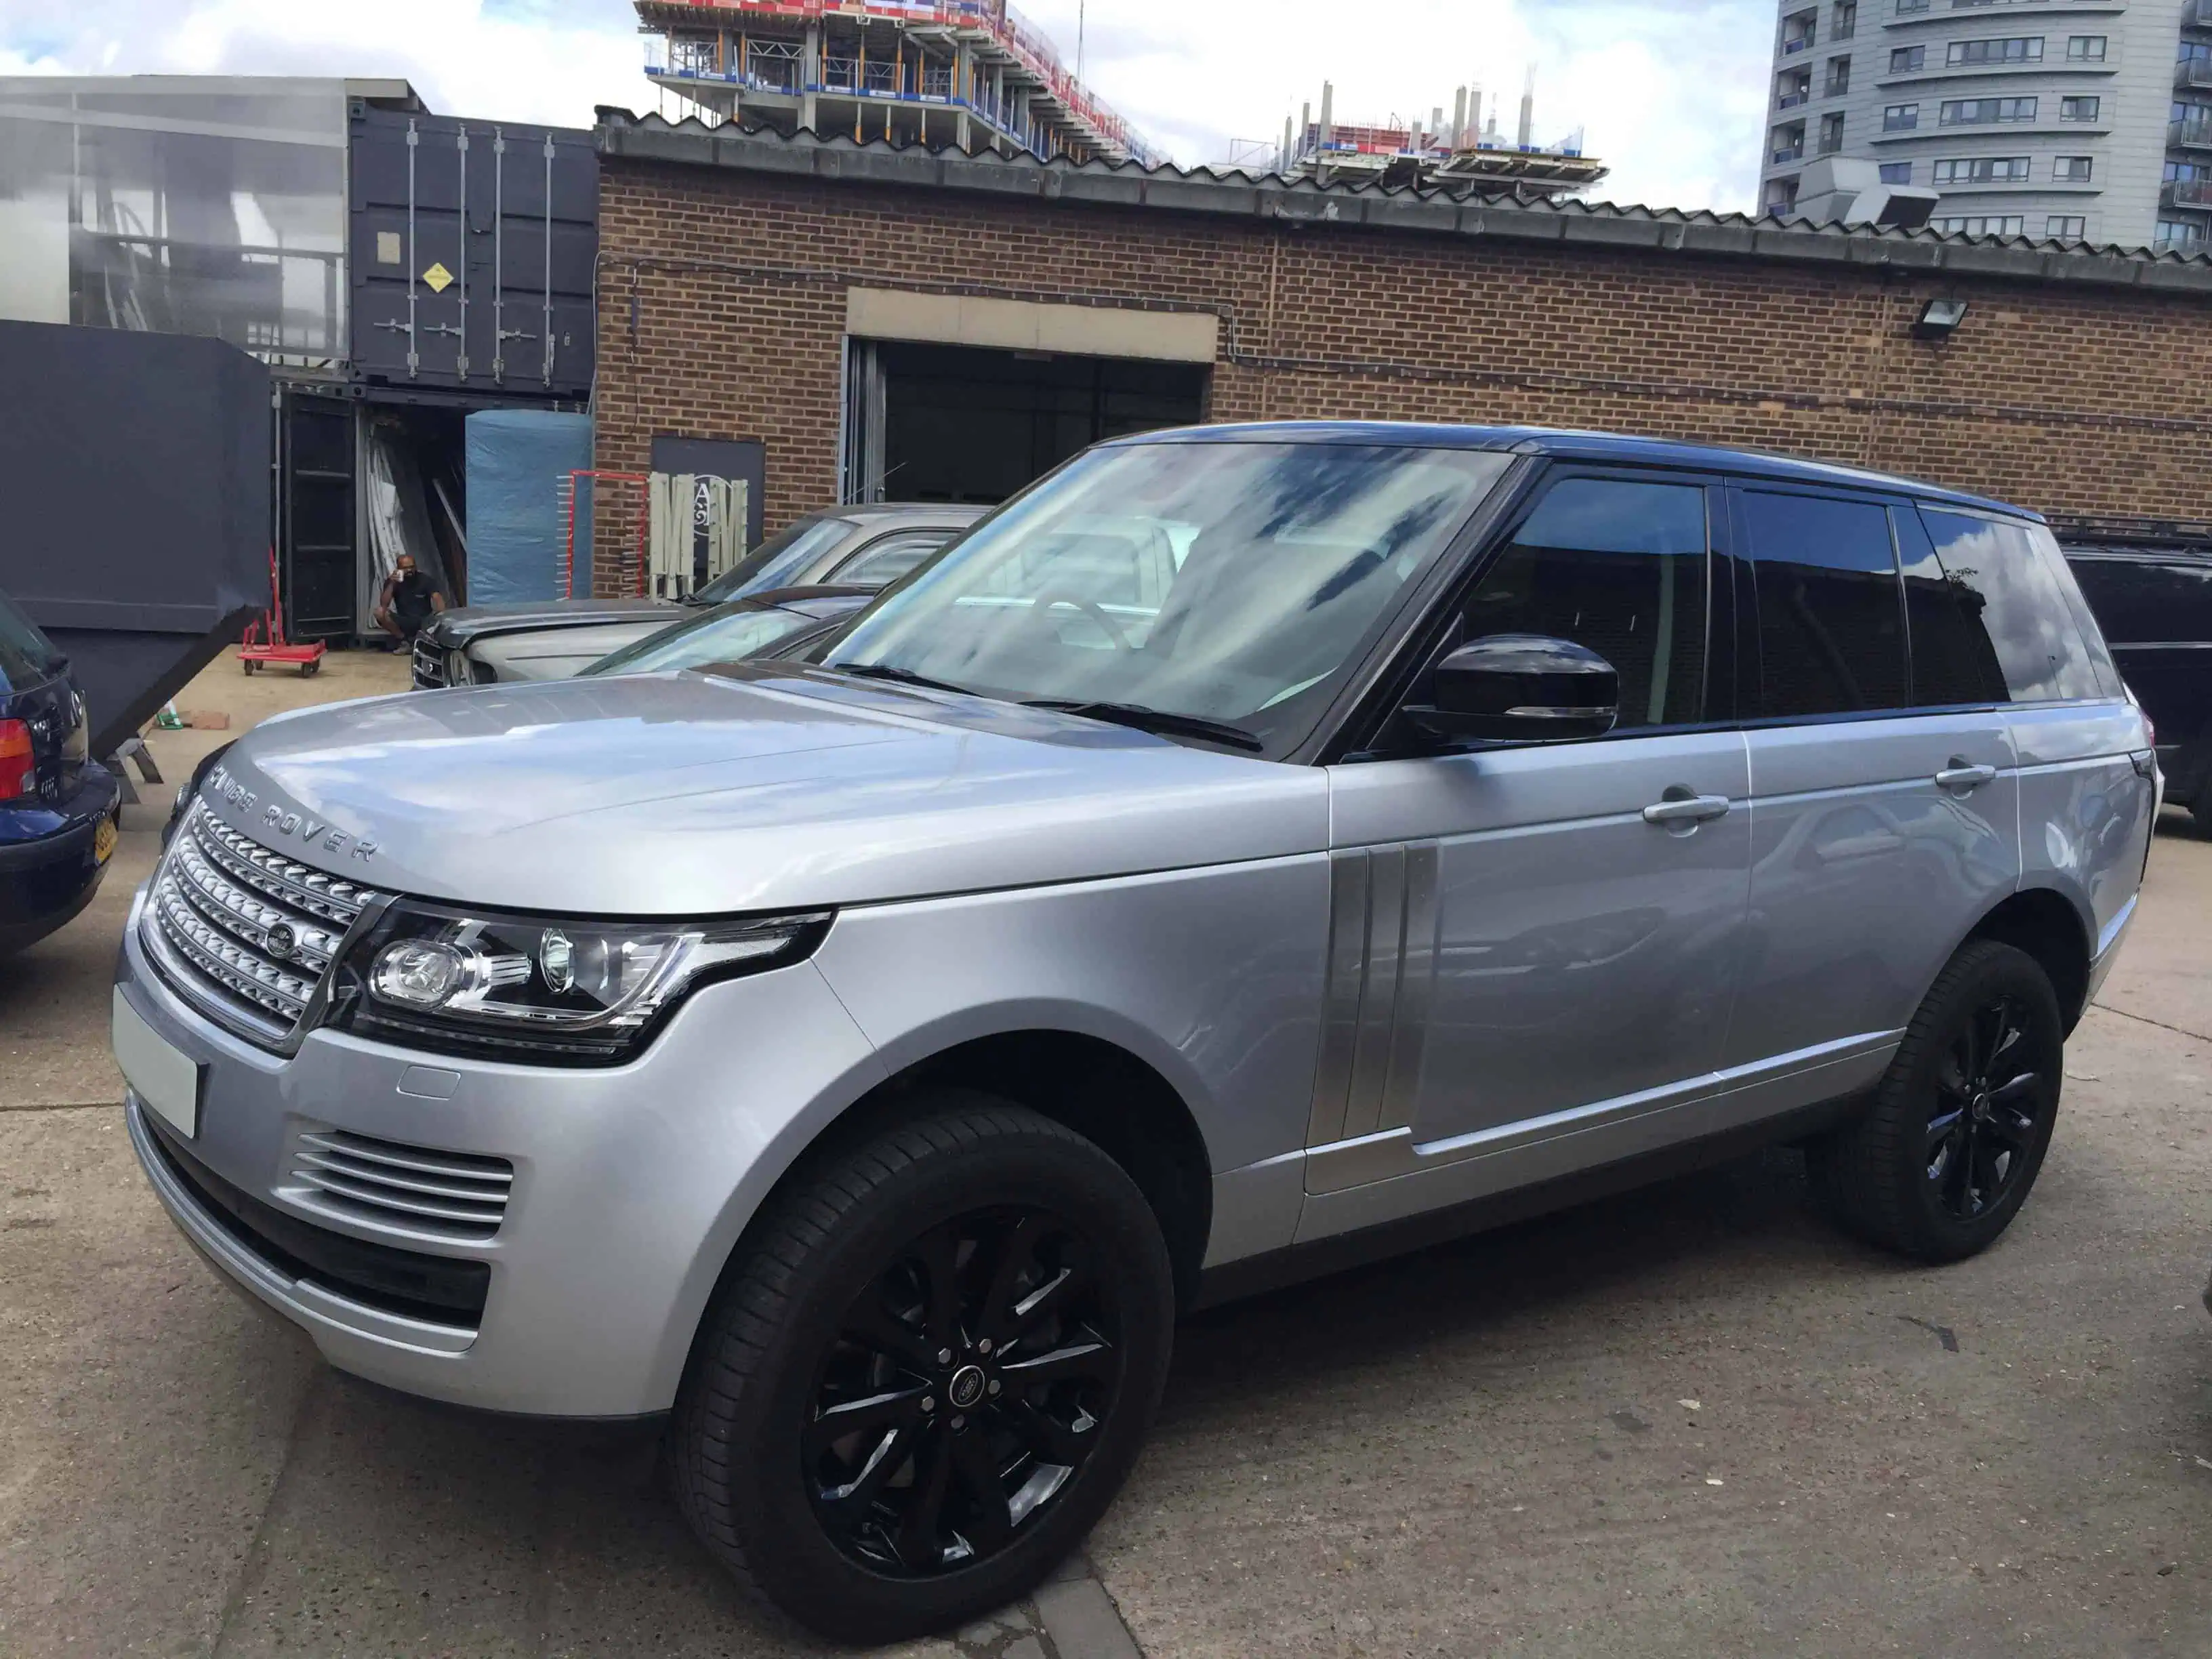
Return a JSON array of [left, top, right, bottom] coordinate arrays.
[[832, 662, 975, 696], [1024, 699, 1265, 754]]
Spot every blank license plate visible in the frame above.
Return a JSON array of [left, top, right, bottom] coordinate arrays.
[[112, 988, 203, 1139]]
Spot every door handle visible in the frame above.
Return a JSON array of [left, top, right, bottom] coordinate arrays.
[[1934, 761, 1998, 792], [1642, 793, 1732, 826]]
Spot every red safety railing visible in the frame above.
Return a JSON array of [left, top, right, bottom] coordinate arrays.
[[559, 470, 652, 599]]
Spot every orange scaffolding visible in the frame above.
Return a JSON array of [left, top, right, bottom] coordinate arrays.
[[647, 0, 1157, 162]]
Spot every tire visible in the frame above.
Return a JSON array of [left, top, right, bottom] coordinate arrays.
[[670, 1094, 1176, 1644], [1810, 939, 2064, 1263], [2188, 798, 2212, 839]]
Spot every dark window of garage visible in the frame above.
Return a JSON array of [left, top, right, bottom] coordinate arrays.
[[864, 341, 1207, 506]]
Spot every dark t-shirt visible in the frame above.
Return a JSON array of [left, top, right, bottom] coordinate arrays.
[[389, 570, 435, 628]]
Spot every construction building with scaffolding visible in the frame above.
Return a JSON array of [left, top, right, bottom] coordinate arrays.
[[638, 0, 1158, 165], [1277, 72, 1607, 201]]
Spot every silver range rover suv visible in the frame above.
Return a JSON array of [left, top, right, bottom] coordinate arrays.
[[114, 425, 2155, 1641]]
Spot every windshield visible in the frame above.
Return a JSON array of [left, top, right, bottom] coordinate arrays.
[[823, 442, 1513, 754], [694, 514, 852, 602], [580, 603, 819, 677]]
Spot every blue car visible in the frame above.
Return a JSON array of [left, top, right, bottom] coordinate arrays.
[[0, 592, 119, 951]]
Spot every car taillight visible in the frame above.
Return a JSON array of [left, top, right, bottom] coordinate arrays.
[[0, 720, 36, 799]]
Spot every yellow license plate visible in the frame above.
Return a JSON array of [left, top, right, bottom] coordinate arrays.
[[94, 815, 117, 865]]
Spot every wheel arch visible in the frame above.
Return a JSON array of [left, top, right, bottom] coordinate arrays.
[[839, 1029, 1216, 1310], [684, 1019, 1218, 1368], [1961, 885, 2093, 1033]]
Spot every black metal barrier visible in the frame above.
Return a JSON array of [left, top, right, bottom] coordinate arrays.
[[0, 321, 270, 759]]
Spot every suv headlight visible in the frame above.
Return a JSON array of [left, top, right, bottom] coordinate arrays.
[[327, 900, 832, 1063]]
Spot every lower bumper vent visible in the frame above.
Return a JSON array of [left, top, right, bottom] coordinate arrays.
[[141, 1108, 489, 1327], [284, 1128, 513, 1243]]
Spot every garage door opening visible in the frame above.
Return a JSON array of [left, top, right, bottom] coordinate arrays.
[[844, 340, 1208, 507]]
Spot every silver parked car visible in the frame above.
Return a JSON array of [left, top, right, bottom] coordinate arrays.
[[114, 424, 2154, 1642], [411, 502, 985, 687]]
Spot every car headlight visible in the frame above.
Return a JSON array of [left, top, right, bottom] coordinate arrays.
[[327, 900, 832, 1063]]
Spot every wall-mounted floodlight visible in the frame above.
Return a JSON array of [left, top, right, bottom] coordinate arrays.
[[1913, 297, 1969, 340]]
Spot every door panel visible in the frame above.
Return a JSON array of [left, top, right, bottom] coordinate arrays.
[[1728, 487, 2023, 1067], [1303, 467, 1757, 1201], [1315, 729, 1753, 1191], [1732, 714, 2018, 1067]]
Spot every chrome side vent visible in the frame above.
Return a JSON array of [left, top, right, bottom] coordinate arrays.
[[1304, 842, 1441, 1149], [283, 1128, 514, 1244]]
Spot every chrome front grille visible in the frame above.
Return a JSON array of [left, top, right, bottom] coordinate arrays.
[[142, 800, 384, 1048], [411, 636, 447, 689], [283, 1127, 514, 1243]]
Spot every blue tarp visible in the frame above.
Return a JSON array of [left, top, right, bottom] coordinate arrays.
[[464, 410, 594, 604]]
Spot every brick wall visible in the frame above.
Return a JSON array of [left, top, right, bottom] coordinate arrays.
[[594, 155, 2212, 595]]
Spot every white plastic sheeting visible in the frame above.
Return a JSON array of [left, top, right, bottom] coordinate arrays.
[[364, 419, 455, 605], [647, 472, 747, 600]]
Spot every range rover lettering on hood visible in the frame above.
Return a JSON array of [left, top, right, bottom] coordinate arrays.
[[205, 764, 380, 862]]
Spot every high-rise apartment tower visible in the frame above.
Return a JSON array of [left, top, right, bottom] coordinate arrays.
[[1759, 0, 2212, 249]]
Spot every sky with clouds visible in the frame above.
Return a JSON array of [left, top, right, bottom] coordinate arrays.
[[0, 0, 1772, 213]]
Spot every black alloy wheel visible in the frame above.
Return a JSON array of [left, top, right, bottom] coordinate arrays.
[[670, 1097, 1174, 1644], [1924, 993, 2044, 1222], [806, 1206, 1119, 1576], [1811, 938, 2064, 1262]]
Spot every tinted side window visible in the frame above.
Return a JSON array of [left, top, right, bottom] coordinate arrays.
[[1739, 490, 1909, 717], [2031, 526, 2120, 697], [1893, 505, 2007, 705], [1460, 477, 1709, 730], [2067, 554, 2212, 647], [1920, 510, 2103, 701]]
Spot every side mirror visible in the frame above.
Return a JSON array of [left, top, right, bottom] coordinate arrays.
[[1403, 634, 1619, 745]]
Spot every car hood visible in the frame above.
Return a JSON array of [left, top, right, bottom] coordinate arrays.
[[428, 598, 677, 647], [204, 670, 1328, 914]]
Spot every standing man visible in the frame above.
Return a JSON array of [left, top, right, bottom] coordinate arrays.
[[374, 554, 444, 650]]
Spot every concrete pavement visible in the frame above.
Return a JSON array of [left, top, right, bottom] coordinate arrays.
[[3, 657, 2208, 1656]]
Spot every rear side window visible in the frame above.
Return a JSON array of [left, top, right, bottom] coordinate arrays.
[[1738, 490, 1910, 718], [2030, 525, 2120, 697], [0, 593, 64, 693], [1458, 476, 1709, 730], [1893, 506, 2007, 705], [1919, 510, 2104, 701]]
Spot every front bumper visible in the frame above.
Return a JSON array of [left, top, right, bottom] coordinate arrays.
[[116, 893, 883, 1417]]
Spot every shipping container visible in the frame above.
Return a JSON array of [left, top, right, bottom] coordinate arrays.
[[346, 102, 597, 401]]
